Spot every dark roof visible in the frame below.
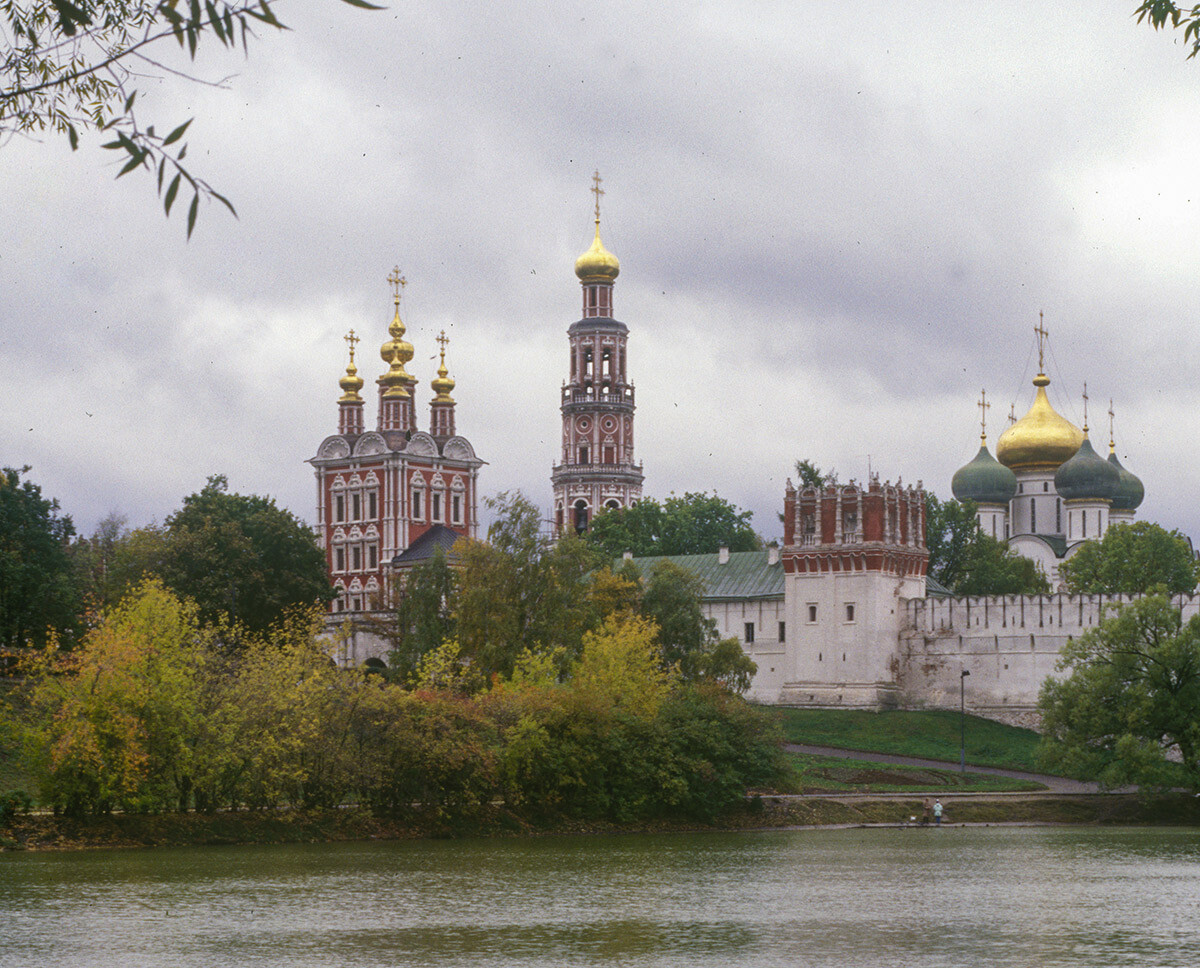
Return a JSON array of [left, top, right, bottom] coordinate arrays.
[[392, 524, 464, 567], [616, 550, 784, 601]]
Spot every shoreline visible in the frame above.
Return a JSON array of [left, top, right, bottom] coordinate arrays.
[[4, 793, 1200, 853]]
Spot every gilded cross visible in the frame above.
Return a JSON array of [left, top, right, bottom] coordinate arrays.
[[591, 170, 604, 221], [1034, 311, 1048, 373], [387, 266, 406, 302], [1008, 404, 1017, 426], [1082, 381, 1089, 432], [1108, 398, 1116, 450], [978, 389, 990, 441], [436, 329, 450, 361], [344, 329, 359, 363]]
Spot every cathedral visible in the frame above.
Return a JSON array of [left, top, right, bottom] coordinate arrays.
[[309, 271, 483, 618], [950, 319, 1144, 586], [550, 173, 644, 534]]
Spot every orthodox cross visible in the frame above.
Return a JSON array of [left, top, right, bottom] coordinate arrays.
[[387, 266, 406, 303], [1108, 399, 1116, 451], [344, 329, 359, 364], [591, 170, 604, 221], [1082, 381, 1089, 432], [1034, 311, 1049, 373], [1008, 404, 1017, 426], [436, 329, 450, 362], [978, 389, 990, 442]]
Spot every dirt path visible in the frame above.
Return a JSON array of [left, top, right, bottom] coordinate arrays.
[[783, 743, 1104, 793]]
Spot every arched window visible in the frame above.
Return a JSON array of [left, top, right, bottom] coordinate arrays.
[[573, 500, 589, 534]]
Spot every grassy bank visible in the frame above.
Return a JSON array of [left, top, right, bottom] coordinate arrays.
[[5, 794, 1200, 852], [786, 753, 1045, 794], [773, 708, 1045, 772]]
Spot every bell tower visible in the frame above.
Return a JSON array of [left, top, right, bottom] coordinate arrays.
[[551, 172, 644, 534]]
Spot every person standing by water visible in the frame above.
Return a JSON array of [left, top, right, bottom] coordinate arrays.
[[922, 799, 933, 825], [933, 799, 943, 825]]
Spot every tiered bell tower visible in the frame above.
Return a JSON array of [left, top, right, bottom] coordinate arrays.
[[551, 172, 644, 534]]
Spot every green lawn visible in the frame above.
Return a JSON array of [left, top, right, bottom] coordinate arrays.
[[771, 707, 1045, 773], [781, 752, 1046, 794]]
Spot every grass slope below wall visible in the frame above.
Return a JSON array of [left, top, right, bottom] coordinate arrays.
[[773, 708, 1046, 773]]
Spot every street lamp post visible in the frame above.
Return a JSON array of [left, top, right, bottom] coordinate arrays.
[[960, 668, 971, 772]]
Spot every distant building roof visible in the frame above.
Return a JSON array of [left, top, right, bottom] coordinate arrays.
[[392, 524, 463, 567], [616, 550, 784, 601], [924, 574, 953, 598]]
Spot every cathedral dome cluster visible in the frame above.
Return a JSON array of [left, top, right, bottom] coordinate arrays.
[[951, 319, 1144, 585]]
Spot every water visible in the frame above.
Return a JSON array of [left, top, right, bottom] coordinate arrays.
[[2, 827, 1199, 967]]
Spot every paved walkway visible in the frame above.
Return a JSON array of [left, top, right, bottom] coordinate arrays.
[[783, 743, 1103, 793]]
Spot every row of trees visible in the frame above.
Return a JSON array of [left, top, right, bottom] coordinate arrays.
[[2, 581, 785, 820], [369, 492, 757, 692], [1, 469, 333, 652]]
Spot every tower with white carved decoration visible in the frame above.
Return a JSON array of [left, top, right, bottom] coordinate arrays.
[[551, 173, 644, 534], [309, 269, 483, 617]]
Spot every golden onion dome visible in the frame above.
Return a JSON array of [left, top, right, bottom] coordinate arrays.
[[378, 304, 413, 399], [574, 220, 620, 282], [431, 359, 455, 402], [996, 374, 1083, 470], [431, 332, 456, 402], [338, 359, 363, 402]]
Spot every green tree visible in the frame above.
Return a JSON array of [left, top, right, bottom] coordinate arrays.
[[1038, 592, 1200, 792], [1059, 522, 1199, 595], [925, 494, 1048, 596], [153, 475, 335, 638], [1, 0, 378, 236], [0, 466, 81, 649], [361, 549, 459, 682], [454, 492, 598, 680], [1136, 1, 1200, 59], [586, 492, 761, 558], [793, 458, 837, 488]]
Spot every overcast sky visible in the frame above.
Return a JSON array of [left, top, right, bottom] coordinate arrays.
[[5, 1, 1200, 545]]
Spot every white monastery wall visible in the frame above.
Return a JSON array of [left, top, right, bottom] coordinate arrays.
[[897, 593, 1200, 726]]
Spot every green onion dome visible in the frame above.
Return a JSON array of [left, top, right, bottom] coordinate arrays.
[[1107, 451, 1144, 511], [952, 444, 1018, 506], [1054, 436, 1119, 501]]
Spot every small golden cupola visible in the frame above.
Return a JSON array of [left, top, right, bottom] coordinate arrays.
[[339, 329, 364, 402], [337, 329, 366, 436], [429, 329, 457, 438], [574, 170, 620, 284], [996, 318, 1083, 471], [378, 267, 415, 400], [430, 330, 456, 403]]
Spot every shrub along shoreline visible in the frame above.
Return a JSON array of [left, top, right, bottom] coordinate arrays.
[[6, 793, 1200, 853]]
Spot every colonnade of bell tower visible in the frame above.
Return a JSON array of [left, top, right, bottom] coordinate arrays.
[[551, 173, 644, 534]]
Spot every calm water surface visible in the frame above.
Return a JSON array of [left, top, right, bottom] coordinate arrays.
[[2, 826, 1198, 967]]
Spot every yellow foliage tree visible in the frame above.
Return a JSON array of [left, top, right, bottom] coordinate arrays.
[[571, 613, 675, 720]]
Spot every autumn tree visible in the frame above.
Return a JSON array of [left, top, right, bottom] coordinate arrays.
[[586, 492, 761, 558], [18, 581, 213, 815], [1059, 522, 1199, 596], [1, 0, 378, 235], [1038, 592, 1200, 792], [0, 466, 81, 649]]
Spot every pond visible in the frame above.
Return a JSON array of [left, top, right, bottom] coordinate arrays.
[[2, 826, 1198, 967]]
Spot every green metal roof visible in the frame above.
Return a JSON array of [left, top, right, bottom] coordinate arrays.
[[616, 550, 784, 601]]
